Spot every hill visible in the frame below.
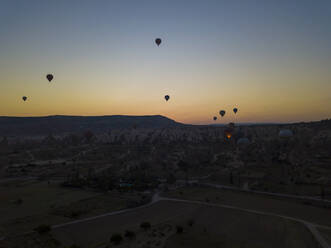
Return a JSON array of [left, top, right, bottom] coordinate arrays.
[[0, 115, 184, 136]]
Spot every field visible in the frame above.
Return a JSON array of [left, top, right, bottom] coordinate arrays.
[[163, 186, 331, 227], [0, 179, 144, 237], [1, 199, 320, 248], [163, 204, 318, 248]]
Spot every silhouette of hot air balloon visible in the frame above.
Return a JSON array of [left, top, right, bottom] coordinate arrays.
[[46, 74, 53, 82], [22, 96, 27, 101], [164, 95, 170, 101], [155, 38, 162, 46], [213, 116, 217, 121], [219, 110, 226, 117], [233, 108, 238, 114]]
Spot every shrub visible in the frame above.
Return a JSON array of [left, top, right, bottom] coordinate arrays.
[[69, 245, 80, 248], [14, 198, 23, 205], [110, 233, 123, 245], [70, 210, 82, 218], [187, 219, 194, 226], [166, 173, 176, 184], [124, 230, 136, 239], [176, 225, 184, 234], [34, 224, 51, 234], [50, 238, 61, 246], [140, 221, 151, 230]]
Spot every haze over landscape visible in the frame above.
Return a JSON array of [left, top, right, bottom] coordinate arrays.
[[1, 0, 331, 124]]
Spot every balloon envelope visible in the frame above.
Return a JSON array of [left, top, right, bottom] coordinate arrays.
[[22, 96, 27, 101], [224, 129, 233, 139], [46, 74, 53, 82], [233, 108, 238, 114], [219, 110, 226, 117], [155, 38, 162, 46], [164, 95, 170, 101], [213, 116, 217, 121], [279, 129, 293, 138]]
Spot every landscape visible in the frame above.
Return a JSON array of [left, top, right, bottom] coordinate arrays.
[[0, 116, 330, 248], [1, 0, 331, 247]]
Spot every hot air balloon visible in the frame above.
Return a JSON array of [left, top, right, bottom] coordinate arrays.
[[233, 108, 238, 114], [279, 129, 293, 138], [213, 116, 217, 121], [155, 38, 162, 46], [46, 74, 53, 82], [164, 95, 170, 101], [22, 96, 27, 101], [224, 129, 233, 139], [219, 110, 226, 117]]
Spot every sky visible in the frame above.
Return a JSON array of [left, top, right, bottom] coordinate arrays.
[[0, 0, 330, 124]]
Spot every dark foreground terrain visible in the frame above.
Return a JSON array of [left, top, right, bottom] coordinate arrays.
[[0, 117, 330, 248]]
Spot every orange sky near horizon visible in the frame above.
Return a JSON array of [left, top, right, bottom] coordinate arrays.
[[1, 1, 330, 124]]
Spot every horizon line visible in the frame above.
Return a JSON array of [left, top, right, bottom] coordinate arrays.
[[0, 114, 328, 126]]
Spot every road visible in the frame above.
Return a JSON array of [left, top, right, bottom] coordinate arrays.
[[201, 182, 331, 204]]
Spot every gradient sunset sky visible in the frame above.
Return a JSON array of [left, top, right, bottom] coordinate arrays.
[[1, 0, 330, 124]]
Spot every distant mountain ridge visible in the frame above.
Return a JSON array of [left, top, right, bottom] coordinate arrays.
[[0, 115, 184, 136]]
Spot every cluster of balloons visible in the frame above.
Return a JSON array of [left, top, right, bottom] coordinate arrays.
[[22, 74, 54, 102], [21, 37, 241, 126], [155, 38, 171, 103], [22, 40, 170, 103], [213, 108, 239, 121]]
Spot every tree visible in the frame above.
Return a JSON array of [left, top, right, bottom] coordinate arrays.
[[34, 224, 51, 234], [187, 219, 195, 227], [110, 233, 123, 245], [176, 225, 184, 234], [140, 221, 151, 231], [124, 230, 136, 239], [69, 245, 80, 248]]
